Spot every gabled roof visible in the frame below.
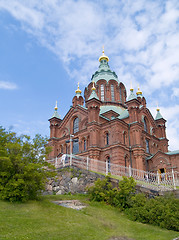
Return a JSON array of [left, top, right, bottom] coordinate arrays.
[[100, 105, 129, 120], [58, 104, 88, 129], [146, 149, 179, 161]]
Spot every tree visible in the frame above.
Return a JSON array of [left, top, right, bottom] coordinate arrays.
[[0, 126, 54, 202]]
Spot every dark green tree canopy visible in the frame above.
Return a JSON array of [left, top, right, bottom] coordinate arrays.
[[0, 127, 54, 202]]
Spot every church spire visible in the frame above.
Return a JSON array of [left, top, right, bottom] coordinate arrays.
[[54, 100, 58, 110], [51, 101, 61, 119], [88, 81, 99, 100], [127, 82, 136, 101], [155, 105, 164, 120]]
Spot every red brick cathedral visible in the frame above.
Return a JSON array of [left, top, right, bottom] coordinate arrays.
[[48, 50, 179, 173]]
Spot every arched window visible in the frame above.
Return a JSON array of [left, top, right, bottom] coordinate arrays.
[[144, 117, 148, 132], [111, 84, 115, 101], [73, 117, 79, 133], [107, 156, 111, 173], [101, 84, 104, 101]]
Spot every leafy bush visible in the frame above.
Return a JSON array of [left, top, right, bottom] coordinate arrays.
[[88, 175, 136, 209], [88, 175, 112, 202], [88, 175, 179, 231], [126, 194, 179, 231], [0, 127, 54, 202]]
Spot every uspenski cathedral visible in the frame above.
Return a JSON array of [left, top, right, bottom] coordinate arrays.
[[48, 50, 179, 174]]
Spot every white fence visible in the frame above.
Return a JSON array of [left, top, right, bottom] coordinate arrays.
[[47, 154, 179, 191]]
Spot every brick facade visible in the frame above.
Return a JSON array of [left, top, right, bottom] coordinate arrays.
[[48, 52, 179, 173]]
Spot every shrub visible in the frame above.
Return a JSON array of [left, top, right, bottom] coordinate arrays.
[[126, 194, 179, 231], [0, 127, 54, 202], [88, 175, 112, 202], [88, 175, 179, 231], [88, 175, 136, 209]]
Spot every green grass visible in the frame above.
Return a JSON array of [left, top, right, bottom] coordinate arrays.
[[0, 195, 178, 240]]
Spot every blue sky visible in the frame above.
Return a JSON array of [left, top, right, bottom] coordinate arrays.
[[0, 0, 179, 150]]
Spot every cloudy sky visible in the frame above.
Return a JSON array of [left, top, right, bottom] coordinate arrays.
[[0, 0, 179, 150]]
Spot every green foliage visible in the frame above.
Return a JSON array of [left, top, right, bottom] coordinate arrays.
[[0, 126, 54, 202], [88, 175, 112, 202], [126, 194, 179, 231], [88, 175, 179, 231], [88, 175, 136, 209]]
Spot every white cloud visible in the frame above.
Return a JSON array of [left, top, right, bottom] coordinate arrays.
[[172, 88, 179, 98], [0, 0, 179, 149], [13, 119, 48, 137], [0, 81, 18, 90]]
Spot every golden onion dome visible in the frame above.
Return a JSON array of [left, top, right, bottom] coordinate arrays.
[[136, 86, 142, 96], [91, 81, 96, 91], [99, 46, 109, 62], [75, 82, 82, 94]]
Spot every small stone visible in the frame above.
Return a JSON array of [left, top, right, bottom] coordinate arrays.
[[56, 190, 62, 195], [71, 177, 78, 184], [46, 185, 53, 191]]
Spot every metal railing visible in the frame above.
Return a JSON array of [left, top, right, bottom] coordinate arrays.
[[47, 154, 179, 191]]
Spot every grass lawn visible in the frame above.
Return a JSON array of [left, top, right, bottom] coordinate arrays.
[[0, 194, 178, 240]]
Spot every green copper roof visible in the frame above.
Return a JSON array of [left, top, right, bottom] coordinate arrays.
[[155, 109, 163, 120], [91, 59, 119, 83], [165, 150, 179, 155], [51, 109, 61, 119], [76, 92, 81, 98], [100, 105, 129, 120], [127, 89, 137, 101], [88, 89, 99, 100]]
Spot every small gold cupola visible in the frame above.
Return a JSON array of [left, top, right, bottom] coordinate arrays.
[[75, 82, 82, 95], [91, 81, 96, 91], [136, 85, 142, 96], [99, 46, 109, 62]]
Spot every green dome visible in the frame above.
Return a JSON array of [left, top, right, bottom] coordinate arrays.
[[91, 59, 119, 83]]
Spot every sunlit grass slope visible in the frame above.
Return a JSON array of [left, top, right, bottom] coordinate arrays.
[[0, 195, 178, 240]]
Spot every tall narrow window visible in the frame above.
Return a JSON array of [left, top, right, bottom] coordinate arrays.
[[101, 84, 104, 101], [144, 118, 148, 132], [84, 139, 86, 151], [107, 156, 110, 173], [66, 145, 68, 154], [73, 117, 79, 133], [119, 87, 122, 102], [60, 145, 63, 153], [73, 139, 79, 154], [111, 84, 115, 101], [106, 132, 109, 145], [146, 139, 150, 153]]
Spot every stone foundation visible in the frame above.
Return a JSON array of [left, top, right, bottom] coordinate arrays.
[[45, 166, 179, 198]]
